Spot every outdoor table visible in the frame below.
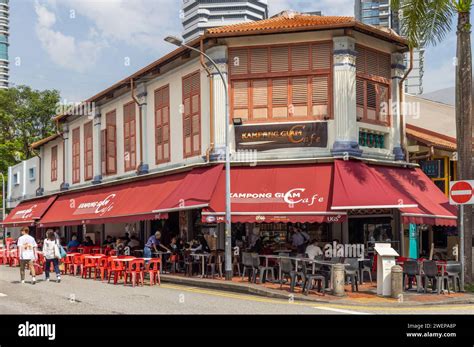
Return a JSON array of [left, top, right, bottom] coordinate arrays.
[[191, 253, 211, 277]]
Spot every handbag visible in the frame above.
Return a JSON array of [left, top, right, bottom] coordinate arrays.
[[56, 240, 67, 259]]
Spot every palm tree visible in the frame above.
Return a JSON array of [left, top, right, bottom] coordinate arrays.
[[392, 0, 472, 284]]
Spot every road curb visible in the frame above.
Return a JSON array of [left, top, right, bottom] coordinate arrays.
[[160, 275, 474, 307]]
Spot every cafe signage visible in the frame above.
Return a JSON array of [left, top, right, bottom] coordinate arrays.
[[235, 121, 328, 151]]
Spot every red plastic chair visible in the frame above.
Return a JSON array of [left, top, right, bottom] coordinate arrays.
[[82, 246, 93, 254], [0, 249, 6, 265], [97, 256, 109, 281], [124, 259, 145, 287], [91, 247, 102, 254], [108, 249, 117, 256], [8, 248, 19, 267], [108, 259, 126, 285], [64, 253, 79, 275], [82, 257, 98, 279], [145, 258, 161, 286], [72, 254, 84, 276]]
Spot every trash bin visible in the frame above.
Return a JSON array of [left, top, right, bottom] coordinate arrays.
[[332, 263, 346, 297], [391, 265, 403, 299]]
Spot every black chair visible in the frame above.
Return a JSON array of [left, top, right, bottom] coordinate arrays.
[[345, 258, 359, 292], [205, 252, 222, 279], [241, 252, 258, 282], [445, 261, 462, 293], [402, 261, 421, 292], [421, 261, 444, 294], [302, 262, 326, 295], [257, 256, 275, 284], [279, 258, 305, 292], [183, 251, 196, 277]]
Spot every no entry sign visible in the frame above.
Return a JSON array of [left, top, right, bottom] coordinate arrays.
[[449, 180, 474, 205]]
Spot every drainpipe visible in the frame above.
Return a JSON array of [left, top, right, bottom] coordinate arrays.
[[131, 78, 148, 175], [399, 49, 414, 162]]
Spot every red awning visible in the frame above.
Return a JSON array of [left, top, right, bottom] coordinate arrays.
[[39, 173, 187, 228], [370, 165, 458, 226], [155, 165, 223, 213], [332, 160, 418, 210], [203, 164, 346, 224], [1, 196, 57, 227]]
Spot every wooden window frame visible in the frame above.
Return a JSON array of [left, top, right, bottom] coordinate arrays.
[[154, 84, 171, 164], [229, 41, 333, 124], [123, 102, 137, 172], [84, 121, 93, 181], [356, 44, 391, 126], [72, 127, 80, 184], [182, 71, 201, 158], [102, 110, 117, 175], [51, 145, 58, 182]]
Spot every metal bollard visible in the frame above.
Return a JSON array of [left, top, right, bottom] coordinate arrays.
[[391, 265, 403, 299], [332, 263, 346, 297]]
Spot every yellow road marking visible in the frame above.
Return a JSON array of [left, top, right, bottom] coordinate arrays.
[[159, 283, 474, 312]]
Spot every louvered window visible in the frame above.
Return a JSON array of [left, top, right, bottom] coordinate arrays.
[[84, 121, 93, 181], [182, 71, 200, 157], [356, 44, 391, 125], [155, 85, 170, 164], [230, 42, 331, 122], [51, 146, 58, 182], [72, 127, 80, 184], [123, 102, 136, 172]]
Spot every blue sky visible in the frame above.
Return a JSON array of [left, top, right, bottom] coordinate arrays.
[[9, 0, 461, 102]]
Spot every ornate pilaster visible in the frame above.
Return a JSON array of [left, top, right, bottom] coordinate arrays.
[[60, 123, 70, 191], [206, 45, 229, 161], [331, 36, 362, 157], [92, 107, 102, 184], [136, 83, 149, 175], [391, 52, 406, 161]]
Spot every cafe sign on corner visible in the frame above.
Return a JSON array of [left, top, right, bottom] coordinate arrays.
[[235, 121, 328, 152]]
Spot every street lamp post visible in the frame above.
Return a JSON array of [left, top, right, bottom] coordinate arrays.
[[165, 36, 233, 280], [0, 173, 5, 246]]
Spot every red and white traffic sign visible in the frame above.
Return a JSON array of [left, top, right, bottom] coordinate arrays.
[[450, 180, 474, 205]]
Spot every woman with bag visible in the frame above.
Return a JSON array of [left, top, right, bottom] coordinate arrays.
[[42, 230, 62, 283]]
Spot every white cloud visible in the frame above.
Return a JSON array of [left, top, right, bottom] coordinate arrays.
[[35, 1, 106, 73]]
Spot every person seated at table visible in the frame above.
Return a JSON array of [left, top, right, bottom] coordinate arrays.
[[305, 240, 323, 260], [122, 232, 131, 245], [67, 235, 80, 251], [190, 234, 210, 254], [127, 235, 140, 249], [169, 237, 179, 253], [102, 235, 114, 247], [250, 235, 264, 254], [82, 236, 94, 247], [115, 238, 126, 255], [144, 231, 171, 259]]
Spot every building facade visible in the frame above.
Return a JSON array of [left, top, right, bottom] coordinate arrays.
[[355, 0, 424, 95], [6, 157, 40, 209], [3, 13, 456, 261], [0, 0, 9, 89], [182, 0, 268, 42]]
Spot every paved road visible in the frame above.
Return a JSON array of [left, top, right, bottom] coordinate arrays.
[[0, 266, 473, 315]]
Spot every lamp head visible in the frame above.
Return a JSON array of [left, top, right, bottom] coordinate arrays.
[[164, 36, 183, 47]]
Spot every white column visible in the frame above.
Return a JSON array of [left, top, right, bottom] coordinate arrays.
[[206, 45, 229, 159], [391, 52, 406, 161], [60, 123, 70, 191], [22, 161, 26, 198], [136, 83, 149, 174], [7, 166, 12, 205], [331, 36, 362, 157], [92, 107, 102, 184]]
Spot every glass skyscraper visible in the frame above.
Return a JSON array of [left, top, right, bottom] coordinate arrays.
[[0, 0, 9, 89]]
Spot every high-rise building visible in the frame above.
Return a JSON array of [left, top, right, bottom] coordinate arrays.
[[182, 0, 268, 42], [355, 0, 424, 95], [0, 0, 8, 89]]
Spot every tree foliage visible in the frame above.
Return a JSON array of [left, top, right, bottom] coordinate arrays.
[[0, 85, 60, 175]]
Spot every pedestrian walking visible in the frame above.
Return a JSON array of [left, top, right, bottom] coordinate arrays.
[[42, 230, 61, 283], [17, 227, 37, 285]]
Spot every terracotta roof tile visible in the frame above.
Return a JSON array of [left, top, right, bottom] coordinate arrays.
[[406, 124, 456, 151], [30, 133, 62, 150], [207, 14, 355, 34]]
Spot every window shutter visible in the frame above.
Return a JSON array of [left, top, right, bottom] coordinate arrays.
[[291, 45, 310, 71], [232, 81, 249, 120], [84, 121, 93, 180], [366, 50, 379, 76], [378, 53, 392, 79], [312, 43, 331, 70], [101, 129, 106, 176], [72, 127, 80, 183], [312, 76, 328, 104], [356, 78, 365, 107], [252, 79, 268, 119], [250, 48, 269, 74], [229, 49, 248, 75], [272, 78, 288, 118], [367, 82, 377, 108], [356, 45, 366, 73], [51, 146, 57, 182], [271, 46, 289, 72]]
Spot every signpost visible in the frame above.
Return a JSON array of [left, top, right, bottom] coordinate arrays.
[[449, 180, 474, 290]]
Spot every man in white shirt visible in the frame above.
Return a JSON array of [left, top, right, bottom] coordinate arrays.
[[305, 240, 323, 259], [17, 227, 37, 284]]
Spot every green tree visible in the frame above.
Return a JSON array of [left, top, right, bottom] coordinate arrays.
[[393, 0, 472, 283]]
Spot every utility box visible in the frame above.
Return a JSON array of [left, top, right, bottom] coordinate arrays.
[[375, 243, 399, 296]]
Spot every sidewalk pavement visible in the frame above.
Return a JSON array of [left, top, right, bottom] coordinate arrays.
[[161, 274, 474, 307]]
